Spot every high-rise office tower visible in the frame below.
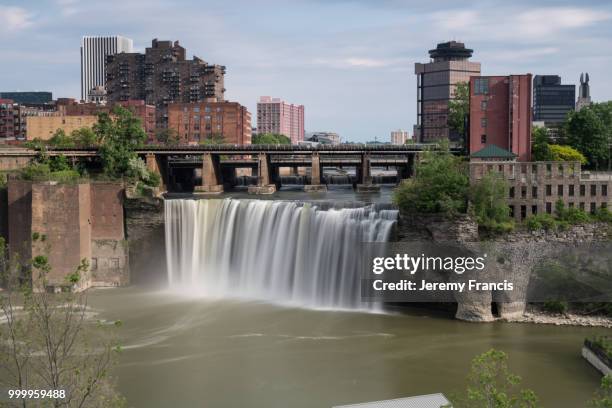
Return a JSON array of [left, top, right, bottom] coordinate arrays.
[[80, 36, 133, 102], [257, 96, 304, 144], [414, 41, 480, 143], [576, 73, 592, 112], [533, 75, 575, 125], [105, 39, 225, 127]]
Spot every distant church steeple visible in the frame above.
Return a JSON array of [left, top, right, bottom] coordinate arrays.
[[576, 72, 592, 111]]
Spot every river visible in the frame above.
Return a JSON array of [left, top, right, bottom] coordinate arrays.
[[88, 187, 609, 407]]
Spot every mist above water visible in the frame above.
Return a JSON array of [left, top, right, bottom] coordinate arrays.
[[164, 198, 398, 310]]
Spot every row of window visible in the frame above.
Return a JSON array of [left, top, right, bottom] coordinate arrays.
[[509, 184, 608, 198], [182, 106, 223, 113], [510, 202, 608, 219]]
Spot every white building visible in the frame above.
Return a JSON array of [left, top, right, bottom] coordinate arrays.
[[80, 36, 133, 102], [390, 129, 409, 145]]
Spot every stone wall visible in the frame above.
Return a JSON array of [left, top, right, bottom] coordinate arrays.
[[398, 214, 611, 322]]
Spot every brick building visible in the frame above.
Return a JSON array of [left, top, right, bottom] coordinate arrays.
[[256, 96, 304, 144], [0, 99, 16, 141], [469, 74, 533, 162], [57, 99, 156, 141], [167, 101, 251, 145], [415, 41, 481, 143], [26, 115, 99, 140], [105, 39, 225, 128], [470, 161, 610, 221]]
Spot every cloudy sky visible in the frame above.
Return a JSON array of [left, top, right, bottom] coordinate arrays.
[[1, 0, 611, 142]]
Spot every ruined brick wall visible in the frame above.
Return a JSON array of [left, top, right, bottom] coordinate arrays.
[[30, 182, 92, 290], [7, 180, 32, 264]]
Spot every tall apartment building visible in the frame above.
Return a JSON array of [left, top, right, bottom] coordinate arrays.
[[80, 36, 133, 102], [256, 96, 304, 144], [390, 129, 409, 145], [415, 41, 481, 143], [105, 39, 226, 127], [0, 99, 57, 141], [0, 99, 16, 141], [469, 74, 533, 162], [576, 73, 592, 112], [533, 75, 575, 125], [167, 101, 251, 145]]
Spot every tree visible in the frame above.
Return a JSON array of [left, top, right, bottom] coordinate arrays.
[[71, 127, 98, 147], [448, 82, 469, 142], [469, 172, 514, 233], [0, 237, 125, 407], [531, 127, 551, 161], [393, 144, 469, 217], [154, 128, 180, 146], [252, 133, 291, 145], [450, 349, 540, 408], [589, 374, 612, 408], [48, 129, 76, 148], [94, 106, 147, 178], [564, 104, 611, 169], [200, 133, 226, 145], [548, 144, 587, 164]]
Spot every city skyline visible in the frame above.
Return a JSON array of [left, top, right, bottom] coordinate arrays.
[[1, 0, 612, 142]]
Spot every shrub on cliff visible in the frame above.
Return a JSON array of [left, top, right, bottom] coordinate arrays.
[[589, 374, 612, 408], [393, 145, 469, 217]]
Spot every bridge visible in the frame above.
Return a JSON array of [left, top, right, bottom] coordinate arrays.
[[0, 144, 462, 193]]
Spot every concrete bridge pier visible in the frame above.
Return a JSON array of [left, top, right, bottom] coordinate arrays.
[[304, 152, 327, 192], [194, 153, 224, 194], [248, 153, 276, 194], [355, 153, 380, 193]]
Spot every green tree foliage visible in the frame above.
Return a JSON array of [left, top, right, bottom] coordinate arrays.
[[564, 103, 612, 169], [155, 128, 180, 146], [47, 129, 75, 148], [0, 240, 126, 407], [71, 127, 99, 147], [252, 133, 291, 145], [200, 133, 226, 145], [451, 349, 540, 408], [393, 145, 469, 217], [469, 172, 514, 233], [589, 374, 612, 408], [448, 82, 469, 140], [94, 106, 147, 178], [548, 144, 587, 164], [531, 127, 551, 161]]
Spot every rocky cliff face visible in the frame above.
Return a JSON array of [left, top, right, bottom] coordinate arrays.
[[397, 215, 611, 322], [124, 197, 167, 285]]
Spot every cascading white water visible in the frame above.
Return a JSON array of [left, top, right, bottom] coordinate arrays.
[[164, 198, 397, 310]]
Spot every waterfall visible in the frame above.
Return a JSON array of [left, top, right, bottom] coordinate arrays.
[[164, 198, 397, 310]]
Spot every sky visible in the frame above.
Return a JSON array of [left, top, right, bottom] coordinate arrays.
[[1, 0, 611, 143]]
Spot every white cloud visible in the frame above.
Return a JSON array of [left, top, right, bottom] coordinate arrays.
[[0, 6, 33, 33]]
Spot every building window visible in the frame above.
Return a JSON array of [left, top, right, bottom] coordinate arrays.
[[590, 202, 596, 213], [591, 185, 596, 196], [193, 106, 200, 113], [481, 134, 487, 144], [521, 186, 526, 198], [532, 205, 538, 215], [509, 205, 514, 217], [532, 164, 538, 174], [546, 202, 552, 214], [568, 202, 574, 208], [557, 185, 563, 196], [546, 185, 552, 196], [580, 185, 586, 196], [474, 78, 489, 95], [569, 185, 574, 196], [580, 202, 585, 210], [520, 205, 527, 220], [481, 118, 487, 128], [509, 187, 515, 198], [481, 100, 488, 110], [602, 185, 608, 196], [532, 186, 538, 198]]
